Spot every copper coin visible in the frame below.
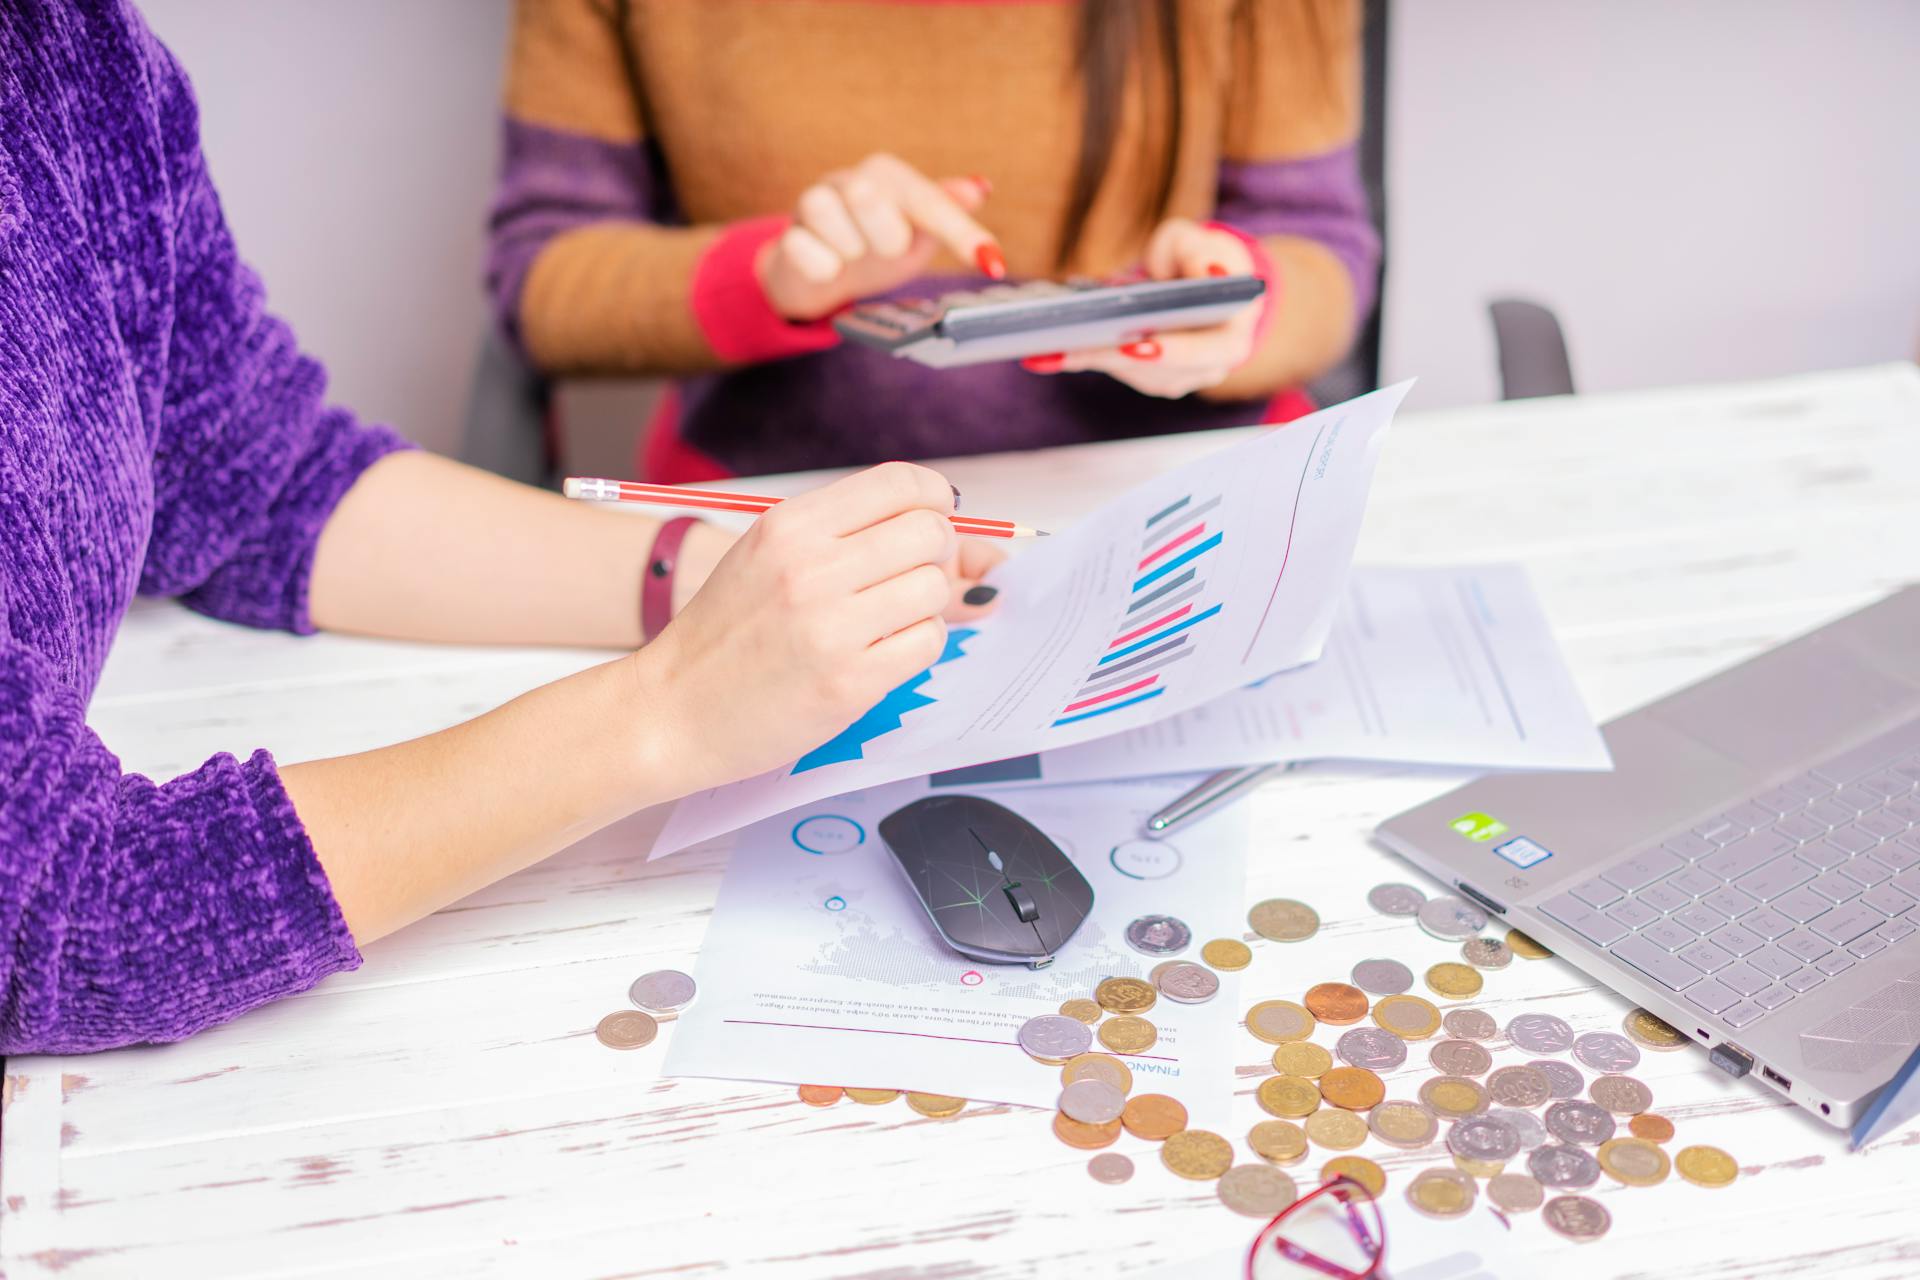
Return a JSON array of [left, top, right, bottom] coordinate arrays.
[[1053, 1111, 1123, 1150], [594, 1010, 658, 1050], [1121, 1092, 1189, 1140], [1629, 1113, 1676, 1143], [796, 1084, 842, 1107], [1304, 982, 1370, 1025], [1088, 1152, 1135, 1184], [1319, 1066, 1386, 1111]]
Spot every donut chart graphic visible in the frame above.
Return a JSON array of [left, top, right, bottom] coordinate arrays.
[[791, 815, 866, 855]]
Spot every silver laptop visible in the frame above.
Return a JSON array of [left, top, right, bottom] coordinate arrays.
[[1377, 586, 1920, 1130]]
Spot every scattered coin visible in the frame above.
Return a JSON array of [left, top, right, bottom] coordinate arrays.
[[1675, 1144, 1739, 1188], [1121, 1093, 1188, 1141], [1369, 1099, 1439, 1149], [1088, 1152, 1135, 1185], [1419, 1075, 1488, 1119], [1098, 1015, 1158, 1055], [1019, 1014, 1094, 1064], [797, 1085, 843, 1107], [1053, 1111, 1122, 1150], [1247, 1000, 1317, 1044], [1622, 1007, 1690, 1051], [1589, 1074, 1654, 1116], [1486, 1064, 1553, 1109], [1094, 976, 1157, 1015], [1162, 1129, 1235, 1180], [1506, 1012, 1575, 1056], [1542, 1194, 1611, 1243], [1429, 1039, 1494, 1076], [1062, 1052, 1134, 1095], [1536, 1060, 1586, 1099], [1149, 960, 1183, 985], [1367, 882, 1427, 917], [594, 1010, 659, 1050], [1304, 982, 1370, 1025], [1321, 1155, 1386, 1199], [1460, 937, 1513, 970], [1219, 1163, 1298, 1216], [1407, 1168, 1476, 1218], [1488, 1107, 1549, 1151], [1335, 1026, 1408, 1071], [1544, 1100, 1616, 1146], [1258, 1075, 1323, 1119], [1059, 998, 1103, 1024], [1155, 961, 1221, 1005], [1271, 1040, 1334, 1078], [1628, 1113, 1676, 1143], [1487, 1172, 1544, 1213], [1449, 1114, 1522, 1164], [1059, 1079, 1127, 1125], [628, 970, 697, 1016], [1596, 1137, 1671, 1187], [1424, 962, 1485, 999], [1305, 1108, 1370, 1151], [1201, 938, 1254, 971], [1441, 1008, 1498, 1041], [1417, 896, 1488, 942], [1572, 1031, 1642, 1074], [1125, 913, 1192, 956], [1320, 1066, 1387, 1111], [846, 1088, 900, 1105], [1372, 994, 1442, 1040], [1528, 1143, 1601, 1190], [1506, 929, 1553, 959], [1351, 957, 1415, 995], [907, 1092, 966, 1118], [1249, 898, 1320, 941], [1249, 1119, 1310, 1165]]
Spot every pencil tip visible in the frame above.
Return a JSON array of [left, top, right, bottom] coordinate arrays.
[[1035, 530, 1051, 537]]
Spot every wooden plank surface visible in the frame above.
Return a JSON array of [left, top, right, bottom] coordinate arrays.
[[4, 364, 1919, 1278]]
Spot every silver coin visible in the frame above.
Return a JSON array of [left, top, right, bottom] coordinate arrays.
[[1154, 960, 1220, 1004], [1447, 1113, 1522, 1163], [1417, 896, 1488, 941], [1017, 1014, 1093, 1062], [1488, 1107, 1548, 1151], [1125, 913, 1193, 956], [1486, 1064, 1552, 1109], [1369, 1099, 1439, 1149], [1537, 1060, 1586, 1099], [1542, 1193, 1612, 1242], [628, 969, 697, 1016], [1441, 1008, 1498, 1041], [1088, 1152, 1135, 1185], [1429, 1039, 1493, 1076], [1460, 937, 1513, 970], [1487, 1172, 1545, 1214], [1543, 1099, 1616, 1147], [1505, 1012, 1575, 1055], [1351, 957, 1415, 995], [1059, 1078, 1127, 1125], [1368, 882, 1428, 917], [1589, 1073, 1654, 1116], [1527, 1143, 1601, 1190], [1335, 1026, 1409, 1071], [1218, 1164, 1299, 1218], [1572, 1032, 1642, 1074]]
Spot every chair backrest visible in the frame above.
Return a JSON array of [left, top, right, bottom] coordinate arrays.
[[1308, 0, 1389, 407]]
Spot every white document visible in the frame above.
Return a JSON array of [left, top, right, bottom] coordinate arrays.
[[930, 564, 1610, 790], [651, 381, 1410, 857], [664, 777, 1247, 1126]]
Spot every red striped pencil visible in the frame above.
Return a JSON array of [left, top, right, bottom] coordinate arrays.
[[562, 477, 1048, 539]]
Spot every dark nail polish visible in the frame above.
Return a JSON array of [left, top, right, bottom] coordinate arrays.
[[963, 585, 999, 606], [949, 483, 962, 511]]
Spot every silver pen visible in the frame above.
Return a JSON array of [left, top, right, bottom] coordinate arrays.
[[1143, 762, 1297, 837]]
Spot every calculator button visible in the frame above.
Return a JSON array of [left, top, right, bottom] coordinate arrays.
[[1754, 985, 1796, 1011], [1722, 1000, 1765, 1028]]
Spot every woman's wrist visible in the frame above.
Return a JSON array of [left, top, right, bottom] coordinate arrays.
[[670, 521, 735, 618]]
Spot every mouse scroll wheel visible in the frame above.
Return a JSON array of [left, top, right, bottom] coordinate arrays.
[[1003, 882, 1040, 924]]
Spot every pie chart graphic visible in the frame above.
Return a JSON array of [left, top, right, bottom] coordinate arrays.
[[791, 814, 866, 855]]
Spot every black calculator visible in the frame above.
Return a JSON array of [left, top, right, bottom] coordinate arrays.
[[833, 275, 1266, 368]]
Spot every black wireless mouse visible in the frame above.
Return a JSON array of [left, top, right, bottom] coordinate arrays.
[[878, 794, 1095, 969]]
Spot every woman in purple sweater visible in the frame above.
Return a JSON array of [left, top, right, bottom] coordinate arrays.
[[0, 0, 999, 1055]]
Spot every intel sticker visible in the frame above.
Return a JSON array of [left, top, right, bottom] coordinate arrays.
[[1494, 837, 1553, 869]]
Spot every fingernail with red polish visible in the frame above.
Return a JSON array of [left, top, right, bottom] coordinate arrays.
[[970, 174, 993, 196], [1021, 353, 1066, 373], [975, 243, 1007, 280], [1120, 339, 1162, 361], [1207, 263, 1230, 277]]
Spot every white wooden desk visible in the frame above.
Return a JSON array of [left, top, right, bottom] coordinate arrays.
[[5, 365, 1920, 1279]]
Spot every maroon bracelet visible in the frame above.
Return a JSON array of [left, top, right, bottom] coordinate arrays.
[[641, 516, 699, 644]]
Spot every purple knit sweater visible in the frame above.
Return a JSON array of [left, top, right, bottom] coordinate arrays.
[[0, 1, 410, 1054]]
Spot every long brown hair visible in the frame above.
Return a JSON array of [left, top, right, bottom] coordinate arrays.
[[1060, 1, 1184, 268]]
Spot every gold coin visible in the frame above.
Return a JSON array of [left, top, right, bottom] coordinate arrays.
[[1248, 1120, 1309, 1165], [1303, 982, 1370, 1025], [1201, 938, 1253, 971], [1369, 1099, 1439, 1149], [1675, 1144, 1739, 1188], [1506, 929, 1553, 959], [1629, 1113, 1675, 1143], [1452, 1154, 1507, 1179], [1407, 1169, 1475, 1217], [1372, 994, 1442, 1040], [1062, 1053, 1134, 1095], [1271, 1040, 1334, 1078], [1121, 1092, 1188, 1140], [1424, 962, 1485, 999], [906, 1092, 966, 1118], [1597, 1137, 1670, 1187], [1305, 1108, 1369, 1151], [1623, 1008, 1689, 1051], [1052, 1111, 1122, 1150], [1248, 898, 1320, 942], [1246, 1000, 1317, 1044], [845, 1088, 899, 1105], [1419, 1075, 1487, 1119], [1319, 1066, 1386, 1111], [1258, 1074, 1322, 1119], [1098, 1015, 1157, 1054], [1095, 976, 1157, 1015], [1161, 1129, 1235, 1181], [1219, 1164, 1299, 1218], [1321, 1155, 1386, 1199], [796, 1085, 842, 1107], [1059, 998, 1103, 1024]]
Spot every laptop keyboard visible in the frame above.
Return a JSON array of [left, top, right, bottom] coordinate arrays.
[[1540, 719, 1920, 1033]]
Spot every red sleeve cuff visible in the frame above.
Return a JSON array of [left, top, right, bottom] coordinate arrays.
[[690, 216, 842, 364], [1206, 220, 1281, 356]]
